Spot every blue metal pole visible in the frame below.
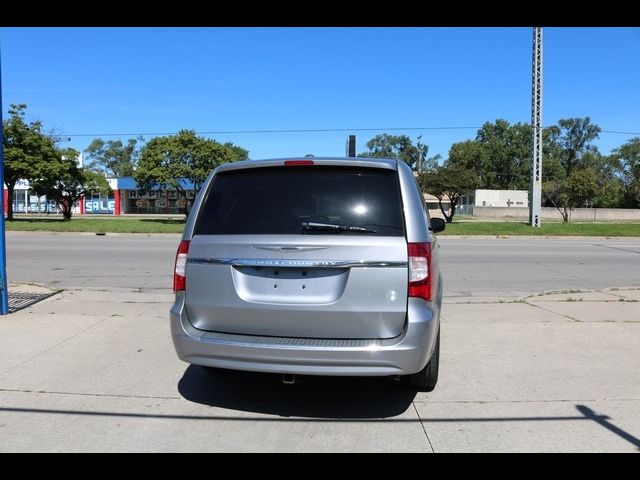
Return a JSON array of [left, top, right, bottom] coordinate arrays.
[[0, 49, 10, 314]]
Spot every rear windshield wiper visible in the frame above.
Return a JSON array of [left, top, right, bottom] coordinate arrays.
[[302, 222, 377, 233]]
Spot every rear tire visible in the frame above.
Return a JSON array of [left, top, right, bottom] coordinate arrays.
[[408, 328, 440, 391]]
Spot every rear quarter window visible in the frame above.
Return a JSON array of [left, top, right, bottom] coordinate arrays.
[[193, 166, 405, 236]]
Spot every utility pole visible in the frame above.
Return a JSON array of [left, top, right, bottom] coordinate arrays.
[[0, 51, 10, 314], [529, 27, 543, 227], [417, 135, 423, 173]]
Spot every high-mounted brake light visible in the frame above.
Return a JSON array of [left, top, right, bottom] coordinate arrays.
[[284, 160, 315, 166], [173, 240, 190, 292], [407, 242, 432, 302]]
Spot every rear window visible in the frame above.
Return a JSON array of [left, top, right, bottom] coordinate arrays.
[[193, 166, 405, 236]]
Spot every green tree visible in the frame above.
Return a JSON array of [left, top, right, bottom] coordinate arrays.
[[84, 137, 143, 177], [448, 120, 578, 192], [421, 151, 443, 172], [538, 124, 565, 189], [611, 137, 640, 208], [556, 117, 601, 176], [542, 155, 566, 184], [418, 162, 481, 223], [596, 177, 625, 208], [447, 139, 483, 178], [448, 120, 551, 190], [566, 169, 599, 208], [542, 118, 605, 218], [543, 169, 598, 223], [583, 152, 625, 208], [474, 120, 532, 190], [541, 125, 563, 182], [135, 130, 248, 214], [2, 104, 58, 220], [358, 134, 421, 168], [30, 148, 111, 220]]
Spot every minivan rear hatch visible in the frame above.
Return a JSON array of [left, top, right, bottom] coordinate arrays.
[[185, 163, 408, 339]]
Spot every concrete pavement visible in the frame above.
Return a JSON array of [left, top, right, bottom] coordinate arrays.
[[1, 283, 639, 452]]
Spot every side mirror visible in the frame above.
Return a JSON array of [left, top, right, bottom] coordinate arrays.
[[430, 218, 446, 233]]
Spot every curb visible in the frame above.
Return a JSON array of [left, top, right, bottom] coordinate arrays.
[[438, 235, 640, 240]]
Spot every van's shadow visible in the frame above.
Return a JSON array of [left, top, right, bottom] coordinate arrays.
[[178, 366, 417, 419]]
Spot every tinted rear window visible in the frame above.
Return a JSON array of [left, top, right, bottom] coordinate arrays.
[[194, 166, 405, 236]]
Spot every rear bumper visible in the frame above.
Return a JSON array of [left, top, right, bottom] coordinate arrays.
[[170, 294, 440, 376]]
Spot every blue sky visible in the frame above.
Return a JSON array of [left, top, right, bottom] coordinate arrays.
[[1, 27, 639, 163]]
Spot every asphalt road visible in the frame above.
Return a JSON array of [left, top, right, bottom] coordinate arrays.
[[438, 236, 640, 296], [6, 232, 640, 296]]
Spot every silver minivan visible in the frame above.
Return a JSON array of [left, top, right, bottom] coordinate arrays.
[[170, 157, 444, 390]]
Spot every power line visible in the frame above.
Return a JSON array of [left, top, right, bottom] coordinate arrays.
[[64, 126, 484, 137], [59, 126, 640, 139], [62, 126, 483, 137], [601, 130, 640, 136]]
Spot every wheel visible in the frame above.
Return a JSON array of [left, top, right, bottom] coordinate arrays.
[[408, 328, 440, 391]]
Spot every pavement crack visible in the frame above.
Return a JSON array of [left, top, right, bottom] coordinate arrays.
[[412, 402, 435, 453], [526, 302, 582, 322], [0, 387, 181, 401]]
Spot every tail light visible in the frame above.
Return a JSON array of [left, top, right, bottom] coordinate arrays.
[[408, 242, 432, 302], [173, 240, 190, 292], [284, 160, 314, 166]]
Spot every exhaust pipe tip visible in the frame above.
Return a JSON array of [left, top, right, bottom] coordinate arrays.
[[282, 374, 297, 385]]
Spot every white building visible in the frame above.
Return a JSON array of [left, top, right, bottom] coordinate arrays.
[[459, 189, 529, 209]]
